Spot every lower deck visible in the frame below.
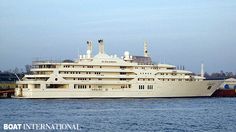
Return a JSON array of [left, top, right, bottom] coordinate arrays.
[[15, 80, 222, 98]]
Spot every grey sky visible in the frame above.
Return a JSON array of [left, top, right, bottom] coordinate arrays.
[[0, 0, 236, 73]]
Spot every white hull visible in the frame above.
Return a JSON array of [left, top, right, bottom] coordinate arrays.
[[15, 80, 222, 98]]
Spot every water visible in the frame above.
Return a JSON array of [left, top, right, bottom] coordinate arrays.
[[1, 98, 236, 131]]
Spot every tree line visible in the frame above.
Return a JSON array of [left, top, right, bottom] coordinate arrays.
[[204, 71, 236, 79]]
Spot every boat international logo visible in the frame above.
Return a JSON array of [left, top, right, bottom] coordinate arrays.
[[3, 123, 81, 131]]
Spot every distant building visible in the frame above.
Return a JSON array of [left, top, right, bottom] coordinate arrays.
[[0, 73, 19, 89], [220, 78, 236, 89], [212, 78, 236, 97]]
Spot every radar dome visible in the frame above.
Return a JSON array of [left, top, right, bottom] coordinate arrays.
[[124, 51, 130, 59]]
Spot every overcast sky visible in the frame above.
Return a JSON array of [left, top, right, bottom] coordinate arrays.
[[0, 0, 236, 73]]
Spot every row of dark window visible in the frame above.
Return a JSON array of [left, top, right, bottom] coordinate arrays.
[[138, 78, 155, 81], [70, 78, 129, 81], [147, 85, 154, 89], [73, 78, 91, 80], [160, 73, 178, 76], [121, 84, 131, 88], [74, 85, 92, 89], [139, 85, 154, 90], [135, 67, 158, 70], [59, 71, 81, 74], [37, 65, 56, 69], [63, 65, 100, 68], [140, 73, 152, 75], [59, 71, 101, 75], [139, 85, 144, 89], [158, 79, 199, 81]]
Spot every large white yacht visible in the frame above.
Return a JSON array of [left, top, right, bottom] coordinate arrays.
[[15, 40, 222, 98]]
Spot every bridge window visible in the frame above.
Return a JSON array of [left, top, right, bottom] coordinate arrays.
[[147, 85, 153, 90], [34, 84, 40, 88], [74, 84, 87, 89], [46, 84, 68, 89], [120, 66, 126, 70], [139, 85, 145, 89], [23, 84, 28, 88]]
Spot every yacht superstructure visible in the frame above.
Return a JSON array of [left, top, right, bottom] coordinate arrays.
[[15, 40, 222, 98]]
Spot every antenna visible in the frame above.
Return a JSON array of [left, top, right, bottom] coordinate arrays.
[[144, 41, 148, 57], [201, 63, 204, 77], [77, 48, 80, 58]]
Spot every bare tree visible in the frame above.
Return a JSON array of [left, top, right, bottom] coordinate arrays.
[[25, 64, 31, 74], [13, 67, 19, 74]]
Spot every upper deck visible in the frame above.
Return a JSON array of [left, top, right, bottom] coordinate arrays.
[[23, 40, 204, 82]]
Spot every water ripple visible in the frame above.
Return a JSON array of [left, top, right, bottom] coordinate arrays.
[[0, 98, 236, 131]]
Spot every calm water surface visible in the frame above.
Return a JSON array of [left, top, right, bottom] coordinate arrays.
[[1, 98, 236, 131]]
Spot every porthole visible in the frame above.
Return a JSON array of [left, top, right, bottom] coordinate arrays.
[[207, 86, 212, 90], [55, 78, 58, 81]]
